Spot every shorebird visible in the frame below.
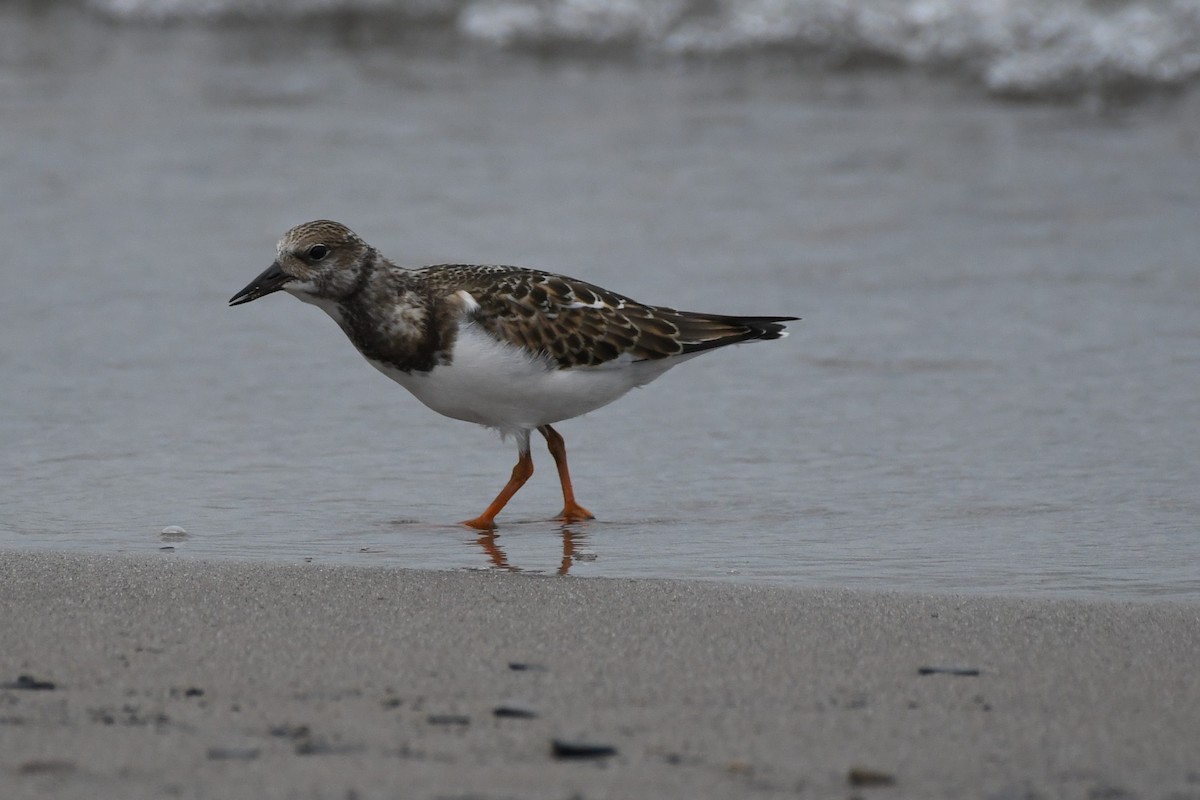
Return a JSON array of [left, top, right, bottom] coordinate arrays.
[[230, 220, 796, 529]]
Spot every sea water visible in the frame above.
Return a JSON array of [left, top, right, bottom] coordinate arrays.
[[1, 2, 1198, 599]]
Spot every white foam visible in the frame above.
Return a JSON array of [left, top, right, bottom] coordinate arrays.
[[83, 0, 1200, 97]]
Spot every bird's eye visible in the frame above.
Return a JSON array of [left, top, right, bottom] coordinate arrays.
[[307, 244, 329, 262]]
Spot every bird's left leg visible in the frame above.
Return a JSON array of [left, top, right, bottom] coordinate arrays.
[[538, 424, 594, 523], [461, 431, 534, 530]]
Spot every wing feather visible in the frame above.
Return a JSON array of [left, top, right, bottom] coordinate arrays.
[[423, 264, 796, 369]]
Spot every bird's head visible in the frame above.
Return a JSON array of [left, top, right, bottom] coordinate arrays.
[[230, 220, 371, 306]]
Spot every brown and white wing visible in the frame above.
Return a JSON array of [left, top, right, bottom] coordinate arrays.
[[426, 265, 796, 369]]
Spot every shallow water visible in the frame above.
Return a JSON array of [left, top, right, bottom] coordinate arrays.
[[2, 7, 1199, 600]]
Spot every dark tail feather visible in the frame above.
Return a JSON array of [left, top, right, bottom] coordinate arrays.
[[672, 313, 799, 355]]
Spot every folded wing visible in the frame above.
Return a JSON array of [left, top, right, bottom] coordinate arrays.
[[428, 265, 797, 370]]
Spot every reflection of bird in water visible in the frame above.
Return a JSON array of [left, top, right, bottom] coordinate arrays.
[[231, 220, 796, 528], [475, 528, 585, 576]]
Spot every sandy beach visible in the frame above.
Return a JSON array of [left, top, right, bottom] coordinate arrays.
[[0, 551, 1196, 799]]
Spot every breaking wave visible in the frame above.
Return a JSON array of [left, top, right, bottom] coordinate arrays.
[[86, 0, 1200, 98]]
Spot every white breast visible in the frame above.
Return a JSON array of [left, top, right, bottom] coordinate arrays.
[[367, 321, 682, 435]]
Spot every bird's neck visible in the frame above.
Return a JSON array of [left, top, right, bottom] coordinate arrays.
[[326, 257, 447, 374]]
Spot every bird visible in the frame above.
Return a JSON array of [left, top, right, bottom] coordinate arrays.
[[230, 220, 797, 529]]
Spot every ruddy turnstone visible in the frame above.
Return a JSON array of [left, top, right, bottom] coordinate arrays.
[[230, 220, 796, 529]]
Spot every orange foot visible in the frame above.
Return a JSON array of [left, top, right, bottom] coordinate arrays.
[[460, 516, 499, 531], [554, 503, 594, 523]]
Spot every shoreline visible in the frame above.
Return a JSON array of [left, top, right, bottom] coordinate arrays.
[[2, 550, 1198, 799]]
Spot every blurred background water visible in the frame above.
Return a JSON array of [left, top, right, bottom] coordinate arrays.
[[1, 0, 1198, 600]]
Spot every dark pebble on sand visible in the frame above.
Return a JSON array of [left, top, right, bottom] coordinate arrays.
[[269, 723, 360, 756], [426, 714, 471, 726], [3, 675, 56, 691], [268, 724, 311, 740], [551, 738, 617, 759], [206, 747, 260, 761], [508, 662, 547, 672], [294, 738, 365, 756], [493, 704, 539, 719], [918, 665, 980, 676], [18, 759, 76, 775], [848, 766, 897, 786]]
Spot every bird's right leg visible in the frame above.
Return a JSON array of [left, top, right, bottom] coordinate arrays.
[[461, 431, 533, 530]]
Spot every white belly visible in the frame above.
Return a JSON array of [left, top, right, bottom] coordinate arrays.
[[367, 322, 680, 434]]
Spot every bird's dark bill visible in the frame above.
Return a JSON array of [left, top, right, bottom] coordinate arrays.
[[229, 262, 291, 306]]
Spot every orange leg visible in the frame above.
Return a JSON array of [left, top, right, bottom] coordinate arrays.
[[538, 424, 594, 523], [461, 445, 534, 530]]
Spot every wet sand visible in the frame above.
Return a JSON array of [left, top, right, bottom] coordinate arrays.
[[2, 551, 1197, 799]]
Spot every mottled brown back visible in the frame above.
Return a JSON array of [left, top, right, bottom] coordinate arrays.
[[422, 264, 796, 369]]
